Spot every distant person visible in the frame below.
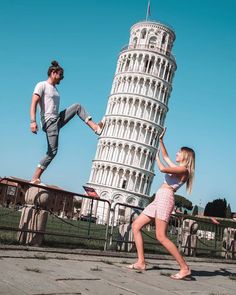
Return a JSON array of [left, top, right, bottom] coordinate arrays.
[[127, 128, 195, 280], [30, 60, 104, 184]]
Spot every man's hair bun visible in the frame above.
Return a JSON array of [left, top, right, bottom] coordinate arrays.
[[51, 60, 59, 67], [47, 60, 64, 77]]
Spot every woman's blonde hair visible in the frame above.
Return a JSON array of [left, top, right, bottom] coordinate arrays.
[[180, 147, 195, 194]]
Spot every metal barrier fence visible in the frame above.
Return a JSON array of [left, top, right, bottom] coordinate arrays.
[[181, 215, 236, 259], [108, 204, 236, 258], [1, 177, 236, 259], [0, 177, 111, 251], [108, 202, 182, 254]]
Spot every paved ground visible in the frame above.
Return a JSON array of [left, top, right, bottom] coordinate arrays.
[[0, 246, 236, 295]]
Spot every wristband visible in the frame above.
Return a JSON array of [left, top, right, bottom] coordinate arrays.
[[30, 120, 36, 123]]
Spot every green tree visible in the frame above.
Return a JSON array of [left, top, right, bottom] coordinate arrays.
[[204, 198, 227, 218], [226, 204, 232, 219], [192, 205, 198, 216], [174, 194, 193, 212]]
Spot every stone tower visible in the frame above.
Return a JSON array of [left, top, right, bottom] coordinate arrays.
[[81, 21, 176, 224]]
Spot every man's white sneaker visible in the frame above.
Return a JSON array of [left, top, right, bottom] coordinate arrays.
[[95, 117, 106, 135], [30, 179, 46, 186]]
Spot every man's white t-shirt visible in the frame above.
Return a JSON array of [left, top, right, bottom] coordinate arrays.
[[33, 81, 60, 126]]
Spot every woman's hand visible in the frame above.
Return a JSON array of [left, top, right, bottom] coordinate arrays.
[[156, 148, 166, 171], [156, 148, 160, 160], [159, 127, 166, 141]]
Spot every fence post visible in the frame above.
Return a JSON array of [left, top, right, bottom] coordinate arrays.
[[109, 207, 115, 247], [116, 209, 138, 252], [87, 198, 94, 236], [181, 218, 198, 256], [103, 201, 111, 251], [222, 228, 236, 259], [17, 186, 50, 246]]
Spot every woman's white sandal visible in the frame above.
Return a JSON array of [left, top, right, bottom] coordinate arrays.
[[170, 270, 192, 280]]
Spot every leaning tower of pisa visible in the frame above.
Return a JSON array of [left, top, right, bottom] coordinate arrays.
[[81, 20, 177, 224]]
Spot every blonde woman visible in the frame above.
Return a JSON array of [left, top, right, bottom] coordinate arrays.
[[128, 128, 195, 280]]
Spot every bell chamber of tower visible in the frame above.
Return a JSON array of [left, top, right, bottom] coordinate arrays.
[[81, 21, 177, 224]]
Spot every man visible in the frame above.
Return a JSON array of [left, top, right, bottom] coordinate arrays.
[[30, 60, 104, 184]]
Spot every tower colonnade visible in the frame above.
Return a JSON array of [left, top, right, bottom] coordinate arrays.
[[106, 100, 167, 127], [95, 139, 157, 175], [101, 117, 162, 147], [90, 162, 154, 197], [111, 74, 172, 105], [115, 50, 176, 84]]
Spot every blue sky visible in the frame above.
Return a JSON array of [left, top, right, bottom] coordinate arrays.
[[0, 0, 235, 211]]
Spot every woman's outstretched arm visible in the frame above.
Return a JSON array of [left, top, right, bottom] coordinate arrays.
[[159, 128, 176, 167], [156, 150, 188, 175]]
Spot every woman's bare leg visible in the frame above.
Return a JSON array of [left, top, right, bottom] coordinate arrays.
[[155, 218, 190, 276], [131, 213, 153, 269]]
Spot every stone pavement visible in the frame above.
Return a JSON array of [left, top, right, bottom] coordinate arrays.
[[0, 246, 236, 295]]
